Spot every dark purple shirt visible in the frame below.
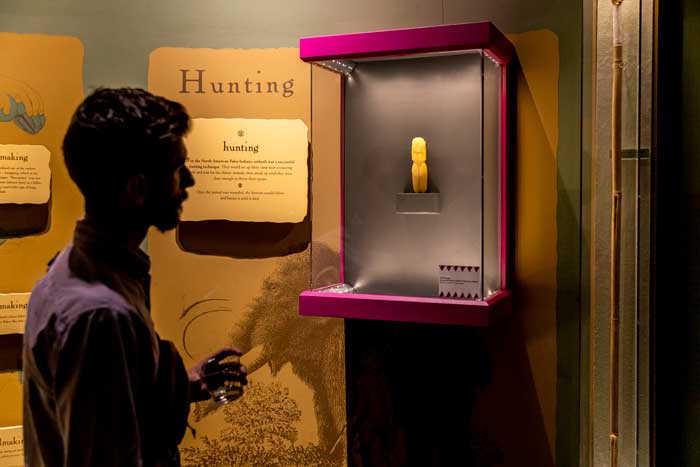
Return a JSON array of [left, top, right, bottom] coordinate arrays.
[[23, 221, 190, 467]]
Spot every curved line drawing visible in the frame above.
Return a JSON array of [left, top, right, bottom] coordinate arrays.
[[180, 305, 234, 360], [0, 76, 46, 135], [179, 297, 229, 320]]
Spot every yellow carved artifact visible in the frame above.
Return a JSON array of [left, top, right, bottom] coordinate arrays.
[[411, 137, 428, 193]]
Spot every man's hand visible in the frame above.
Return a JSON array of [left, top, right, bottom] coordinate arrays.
[[188, 347, 248, 403]]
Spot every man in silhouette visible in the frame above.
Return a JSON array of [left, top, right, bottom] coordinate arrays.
[[23, 88, 247, 466]]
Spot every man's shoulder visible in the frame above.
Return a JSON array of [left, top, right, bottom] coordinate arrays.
[[26, 248, 137, 341], [34, 247, 132, 307]]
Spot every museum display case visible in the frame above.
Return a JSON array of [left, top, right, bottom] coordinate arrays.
[[299, 22, 513, 326]]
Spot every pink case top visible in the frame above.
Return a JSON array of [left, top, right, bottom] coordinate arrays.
[[300, 21, 513, 64]]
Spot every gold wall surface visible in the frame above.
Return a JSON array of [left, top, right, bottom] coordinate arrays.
[[511, 30, 560, 455], [0, 33, 84, 293], [0, 33, 84, 427]]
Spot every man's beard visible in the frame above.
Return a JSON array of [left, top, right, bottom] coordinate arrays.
[[148, 194, 186, 233]]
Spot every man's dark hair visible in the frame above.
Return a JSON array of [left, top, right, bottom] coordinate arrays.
[[62, 87, 190, 203]]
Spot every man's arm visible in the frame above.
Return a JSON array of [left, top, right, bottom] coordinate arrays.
[[53, 308, 151, 467]]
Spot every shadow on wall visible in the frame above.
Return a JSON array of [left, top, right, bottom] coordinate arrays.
[[468, 30, 560, 467], [471, 315, 556, 467], [346, 319, 490, 467]]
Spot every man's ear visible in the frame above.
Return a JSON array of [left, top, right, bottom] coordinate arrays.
[[124, 174, 147, 207]]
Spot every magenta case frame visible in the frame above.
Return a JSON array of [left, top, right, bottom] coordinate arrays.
[[299, 22, 513, 326]]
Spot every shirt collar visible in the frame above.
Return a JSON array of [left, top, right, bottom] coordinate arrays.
[[72, 219, 151, 282]]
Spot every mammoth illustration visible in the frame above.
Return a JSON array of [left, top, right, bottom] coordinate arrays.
[[182, 243, 345, 461]]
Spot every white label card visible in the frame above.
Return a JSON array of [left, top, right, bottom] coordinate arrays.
[[438, 265, 481, 300]]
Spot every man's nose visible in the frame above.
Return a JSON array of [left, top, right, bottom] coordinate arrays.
[[182, 166, 195, 188]]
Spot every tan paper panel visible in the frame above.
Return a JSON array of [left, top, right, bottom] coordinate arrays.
[[0, 294, 29, 335], [149, 48, 345, 464], [150, 47, 312, 258], [149, 47, 309, 122], [0, 145, 50, 205], [0, 425, 22, 467], [183, 118, 308, 223]]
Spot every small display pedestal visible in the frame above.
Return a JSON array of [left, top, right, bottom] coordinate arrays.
[[395, 193, 441, 214], [299, 22, 513, 326]]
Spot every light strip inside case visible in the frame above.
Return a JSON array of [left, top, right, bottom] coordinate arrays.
[[315, 59, 356, 76]]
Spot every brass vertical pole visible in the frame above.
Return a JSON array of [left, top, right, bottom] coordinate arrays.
[[610, 1, 623, 466]]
